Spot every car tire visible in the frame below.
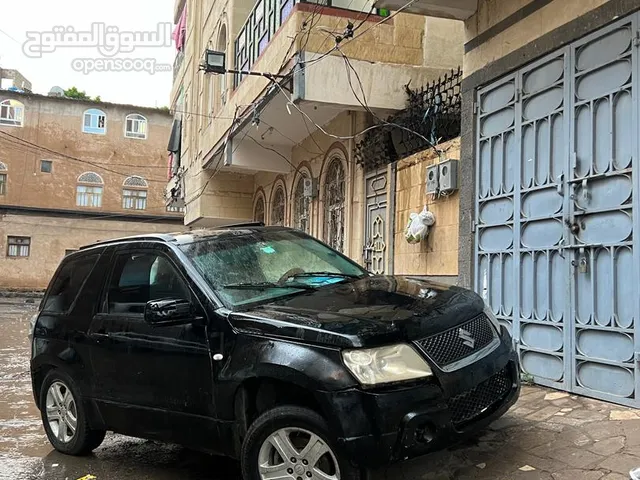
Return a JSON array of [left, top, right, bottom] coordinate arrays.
[[40, 369, 106, 456], [241, 405, 363, 480]]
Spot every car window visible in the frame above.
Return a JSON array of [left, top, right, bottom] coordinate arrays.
[[180, 230, 367, 308], [106, 251, 191, 315], [42, 253, 100, 313]]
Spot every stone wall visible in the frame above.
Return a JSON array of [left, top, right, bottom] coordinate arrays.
[[393, 138, 460, 282]]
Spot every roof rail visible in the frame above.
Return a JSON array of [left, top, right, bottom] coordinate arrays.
[[78, 234, 171, 250]]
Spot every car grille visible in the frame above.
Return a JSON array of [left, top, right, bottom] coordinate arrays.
[[448, 366, 512, 427], [414, 313, 496, 368]]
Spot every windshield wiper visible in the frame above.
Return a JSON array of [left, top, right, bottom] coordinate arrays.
[[288, 272, 363, 279], [223, 282, 316, 290]]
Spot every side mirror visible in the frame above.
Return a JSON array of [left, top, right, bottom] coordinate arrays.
[[144, 298, 197, 326]]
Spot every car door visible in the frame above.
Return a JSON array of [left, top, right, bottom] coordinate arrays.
[[87, 243, 219, 450]]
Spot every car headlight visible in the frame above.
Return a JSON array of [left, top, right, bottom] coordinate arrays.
[[342, 343, 433, 386]]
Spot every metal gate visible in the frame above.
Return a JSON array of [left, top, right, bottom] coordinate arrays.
[[475, 14, 640, 406], [364, 168, 389, 274]]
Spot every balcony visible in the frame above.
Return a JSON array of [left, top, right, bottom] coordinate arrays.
[[234, 0, 388, 86], [173, 51, 185, 83], [372, 0, 477, 19]]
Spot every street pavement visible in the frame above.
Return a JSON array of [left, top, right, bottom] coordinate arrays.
[[2, 296, 640, 480]]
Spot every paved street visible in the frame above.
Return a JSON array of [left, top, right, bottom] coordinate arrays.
[[3, 296, 640, 480]]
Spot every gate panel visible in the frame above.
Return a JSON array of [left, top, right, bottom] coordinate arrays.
[[475, 11, 640, 406], [364, 169, 388, 274], [517, 53, 571, 391], [568, 18, 639, 406], [476, 75, 518, 335]]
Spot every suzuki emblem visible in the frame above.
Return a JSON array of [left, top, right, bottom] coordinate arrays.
[[458, 328, 476, 349]]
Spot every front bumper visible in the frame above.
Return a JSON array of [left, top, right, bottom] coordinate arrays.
[[320, 326, 520, 468]]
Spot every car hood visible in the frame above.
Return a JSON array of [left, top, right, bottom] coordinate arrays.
[[227, 275, 486, 348]]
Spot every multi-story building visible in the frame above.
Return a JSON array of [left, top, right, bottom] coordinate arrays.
[[166, 0, 464, 273], [0, 86, 184, 289], [389, 0, 640, 408]]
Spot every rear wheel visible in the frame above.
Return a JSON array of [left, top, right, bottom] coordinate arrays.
[[241, 405, 363, 480], [40, 370, 106, 456]]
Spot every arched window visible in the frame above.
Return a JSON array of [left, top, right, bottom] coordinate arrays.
[[0, 162, 7, 195], [125, 114, 148, 139], [76, 172, 104, 207], [271, 185, 286, 226], [293, 172, 311, 233], [83, 109, 106, 134], [254, 194, 265, 223], [217, 25, 228, 109], [0, 99, 24, 127], [324, 157, 346, 252], [122, 176, 148, 210]]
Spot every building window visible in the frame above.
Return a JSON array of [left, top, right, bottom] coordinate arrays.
[[271, 185, 286, 226], [7, 236, 30, 257], [40, 160, 53, 173], [0, 162, 7, 195], [0, 99, 24, 127], [324, 158, 346, 252], [122, 176, 148, 210], [125, 114, 148, 139], [76, 172, 104, 207], [123, 189, 147, 210], [83, 109, 106, 135], [254, 195, 265, 223], [293, 173, 311, 233]]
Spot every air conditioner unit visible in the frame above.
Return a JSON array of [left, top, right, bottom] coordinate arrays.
[[303, 177, 318, 198]]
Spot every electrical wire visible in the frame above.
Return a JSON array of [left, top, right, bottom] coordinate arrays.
[[0, 132, 169, 182]]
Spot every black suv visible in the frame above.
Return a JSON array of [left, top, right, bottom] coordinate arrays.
[[30, 225, 520, 480]]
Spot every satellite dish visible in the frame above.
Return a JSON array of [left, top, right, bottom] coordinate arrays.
[[48, 86, 65, 97]]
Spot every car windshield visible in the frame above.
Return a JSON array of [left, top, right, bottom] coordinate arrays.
[[179, 229, 369, 309]]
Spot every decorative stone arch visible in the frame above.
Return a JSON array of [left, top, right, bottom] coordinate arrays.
[[77, 171, 104, 184], [290, 163, 313, 234], [269, 176, 288, 227], [253, 187, 267, 224], [216, 22, 229, 109], [319, 143, 348, 253], [123, 175, 148, 188]]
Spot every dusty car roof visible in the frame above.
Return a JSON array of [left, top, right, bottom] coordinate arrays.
[[78, 223, 289, 251]]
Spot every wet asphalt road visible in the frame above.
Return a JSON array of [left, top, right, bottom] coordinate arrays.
[[0, 297, 243, 480]]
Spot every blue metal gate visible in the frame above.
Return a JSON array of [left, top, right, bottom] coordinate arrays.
[[475, 14, 640, 406]]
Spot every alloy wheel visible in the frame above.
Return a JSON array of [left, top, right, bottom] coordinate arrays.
[[45, 381, 78, 444], [258, 427, 341, 480]]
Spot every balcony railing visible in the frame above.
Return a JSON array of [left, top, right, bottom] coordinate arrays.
[[234, 0, 299, 86], [173, 51, 185, 83], [233, 0, 383, 87]]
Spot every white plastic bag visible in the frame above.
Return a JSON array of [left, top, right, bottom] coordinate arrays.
[[404, 206, 435, 244]]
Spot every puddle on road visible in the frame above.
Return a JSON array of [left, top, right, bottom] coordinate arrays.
[[0, 299, 242, 480]]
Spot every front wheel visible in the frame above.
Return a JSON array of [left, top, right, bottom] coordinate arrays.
[[241, 405, 363, 480]]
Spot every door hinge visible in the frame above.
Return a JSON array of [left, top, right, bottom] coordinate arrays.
[[633, 31, 640, 47], [473, 102, 478, 115], [471, 219, 477, 233], [515, 88, 522, 103]]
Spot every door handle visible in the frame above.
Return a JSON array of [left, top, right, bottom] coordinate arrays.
[[213, 353, 224, 361]]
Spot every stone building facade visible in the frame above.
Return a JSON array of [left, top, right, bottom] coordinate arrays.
[[0, 90, 184, 289], [166, 0, 464, 276]]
